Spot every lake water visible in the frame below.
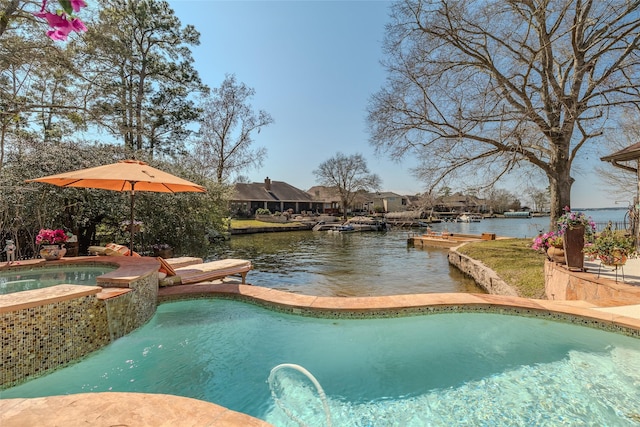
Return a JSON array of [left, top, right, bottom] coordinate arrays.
[[210, 209, 627, 297], [424, 208, 628, 238]]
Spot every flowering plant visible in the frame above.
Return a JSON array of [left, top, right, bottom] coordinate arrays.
[[34, 0, 87, 41], [583, 222, 636, 259], [556, 206, 596, 237], [36, 229, 69, 245], [532, 231, 563, 251]]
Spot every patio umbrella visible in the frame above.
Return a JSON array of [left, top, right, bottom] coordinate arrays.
[[27, 159, 206, 255]]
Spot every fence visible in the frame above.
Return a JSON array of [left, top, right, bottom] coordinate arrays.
[[592, 221, 628, 233]]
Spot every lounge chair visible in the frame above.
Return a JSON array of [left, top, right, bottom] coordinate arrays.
[[88, 244, 140, 256], [159, 258, 252, 286]]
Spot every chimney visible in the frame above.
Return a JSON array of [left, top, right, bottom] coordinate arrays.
[[264, 177, 271, 191]]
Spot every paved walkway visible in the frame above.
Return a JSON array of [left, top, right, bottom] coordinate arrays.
[[583, 257, 640, 320], [584, 256, 640, 285]]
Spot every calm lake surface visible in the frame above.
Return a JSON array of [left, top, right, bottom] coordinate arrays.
[[208, 209, 627, 297]]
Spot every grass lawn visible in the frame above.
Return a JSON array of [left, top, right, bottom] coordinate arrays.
[[457, 238, 548, 298], [229, 219, 305, 229]]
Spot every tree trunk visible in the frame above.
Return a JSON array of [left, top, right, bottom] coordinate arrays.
[[341, 196, 349, 220], [547, 140, 574, 229]]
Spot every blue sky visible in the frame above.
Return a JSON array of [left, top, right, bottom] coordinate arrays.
[[167, 0, 622, 209]]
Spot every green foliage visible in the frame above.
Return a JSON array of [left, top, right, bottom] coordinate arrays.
[[84, 0, 206, 152], [255, 208, 271, 215], [584, 222, 636, 258], [1, 141, 230, 258]]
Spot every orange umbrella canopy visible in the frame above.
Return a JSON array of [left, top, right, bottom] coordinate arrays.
[[27, 159, 206, 193], [27, 160, 206, 254]]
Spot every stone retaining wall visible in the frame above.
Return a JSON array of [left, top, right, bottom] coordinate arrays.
[[544, 260, 640, 301], [447, 248, 519, 296]]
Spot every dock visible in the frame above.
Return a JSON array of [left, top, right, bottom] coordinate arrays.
[[408, 232, 499, 248]]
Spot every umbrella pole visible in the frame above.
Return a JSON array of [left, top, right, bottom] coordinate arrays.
[[130, 183, 135, 256]]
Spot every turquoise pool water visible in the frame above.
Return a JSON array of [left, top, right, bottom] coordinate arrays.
[[3, 299, 640, 426], [0, 266, 115, 294]]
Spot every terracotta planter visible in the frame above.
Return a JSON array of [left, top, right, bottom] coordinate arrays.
[[546, 246, 566, 264], [563, 225, 585, 271], [153, 248, 173, 259], [40, 244, 66, 261], [599, 251, 627, 267]]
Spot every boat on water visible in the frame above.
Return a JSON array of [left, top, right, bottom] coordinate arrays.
[[314, 217, 388, 232], [346, 216, 389, 231], [327, 224, 356, 233], [457, 213, 482, 223], [503, 211, 532, 218], [312, 221, 340, 231]]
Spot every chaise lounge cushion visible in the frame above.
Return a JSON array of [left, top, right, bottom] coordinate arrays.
[[159, 258, 252, 286], [157, 257, 177, 276], [104, 243, 141, 257]]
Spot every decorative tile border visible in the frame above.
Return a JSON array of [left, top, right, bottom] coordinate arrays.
[[158, 286, 640, 339]]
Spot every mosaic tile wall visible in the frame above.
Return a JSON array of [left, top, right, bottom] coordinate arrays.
[[1, 294, 110, 388], [102, 272, 158, 340], [1, 272, 159, 389]]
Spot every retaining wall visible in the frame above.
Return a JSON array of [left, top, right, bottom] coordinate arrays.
[[544, 260, 640, 302], [447, 248, 519, 296]]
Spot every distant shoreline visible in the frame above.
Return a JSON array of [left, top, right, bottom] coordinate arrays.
[[576, 207, 627, 211]]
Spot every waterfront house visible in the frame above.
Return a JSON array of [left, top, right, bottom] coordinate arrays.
[[231, 177, 322, 217]]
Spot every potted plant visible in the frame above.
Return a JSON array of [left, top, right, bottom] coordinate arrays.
[[152, 243, 173, 259], [36, 228, 71, 260], [584, 222, 636, 267], [556, 207, 596, 270], [532, 231, 564, 263]]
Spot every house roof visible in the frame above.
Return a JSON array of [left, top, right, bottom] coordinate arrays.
[[435, 192, 485, 207], [601, 142, 640, 162], [233, 180, 314, 202], [373, 191, 403, 199]]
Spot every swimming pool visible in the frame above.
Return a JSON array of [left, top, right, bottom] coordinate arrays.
[[3, 299, 639, 425], [0, 265, 116, 294]]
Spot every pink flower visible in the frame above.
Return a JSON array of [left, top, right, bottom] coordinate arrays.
[[47, 28, 70, 41], [34, 11, 68, 27], [70, 0, 87, 13], [70, 18, 87, 32], [36, 228, 69, 245], [35, 0, 88, 41]]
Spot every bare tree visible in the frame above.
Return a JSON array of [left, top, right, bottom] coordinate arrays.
[[194, 74, 273, 183], [313, 153, 381, 219], [595, 109, 640, 203], [484, 188, 522, 214], [526, 186, 551, 213], [367, 0, 640, 226]]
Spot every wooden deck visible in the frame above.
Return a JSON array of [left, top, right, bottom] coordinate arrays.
[[408, 232, 500, 248]]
